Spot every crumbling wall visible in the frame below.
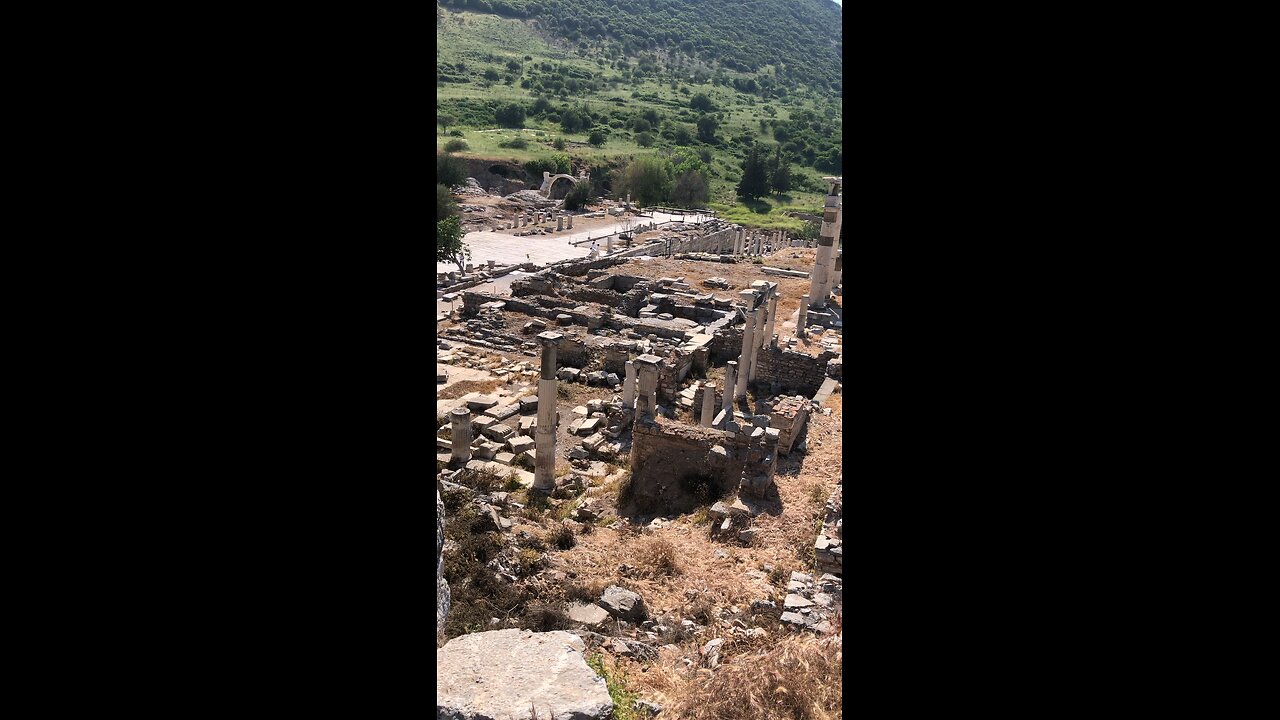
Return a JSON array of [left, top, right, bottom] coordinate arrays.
[[623, 419, 745, 517], [753, 347, 839, 397], [564, 286, 624, 307], [815, 484, 842, 577], [437, 490, 450, 640], [656, 351, 695, 404], [710, 326, 744, 362]]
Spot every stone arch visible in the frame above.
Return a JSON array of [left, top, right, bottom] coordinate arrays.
[[539, 171, 579, 199]]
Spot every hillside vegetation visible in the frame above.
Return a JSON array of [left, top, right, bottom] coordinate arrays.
[[436, 0, 842, 229]]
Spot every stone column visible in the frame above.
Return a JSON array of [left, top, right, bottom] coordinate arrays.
[[533, 331, 563, 493], [809, 177, 841, 309], [700, 381, 716, 427], [622, 360, 637, 407], [450, 407, 472, 465], [796, 296, 809, 336], [735, 309, 757, 398], [634, 354, 662, 421], [568, 214, 574, 229], [557, 216, 564, 231], [722, 361, 737, 422], [749, 299, 765, 381], [607, 235, 613, 254], [762, 287, 779, 349], [831, 252, 842, 290]]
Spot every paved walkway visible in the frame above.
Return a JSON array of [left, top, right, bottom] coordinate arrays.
[[436, 211, 712, 274]]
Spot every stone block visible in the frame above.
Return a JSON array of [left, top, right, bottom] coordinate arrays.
[[467, 395, 499, 411], [482, 423, 515, 442], [508, 435, 535, 454]]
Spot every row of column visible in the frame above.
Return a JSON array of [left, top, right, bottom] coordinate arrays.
[[730, 228, 789, 256], [507, 213, 575, 231]]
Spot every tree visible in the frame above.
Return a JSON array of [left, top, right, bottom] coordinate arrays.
[[438, 114, 456, 135], [437, 184, 457, 222], [588, 129, 606, 146], [696, 115, 719, 143], [563, 183, 591, 211], [444, 138, 469, 153], [436, 216, 469, 273], [736, 144, 771, 200], [690, 93, 715, 112], [770, 147, 792, 197], [672, 171, 709, 208], [483, 69, 500, 81], [495, 103, 526, 127], [672, 124, 693, 145], [613, 156, 672, 207], [636, 131, 655, 147]]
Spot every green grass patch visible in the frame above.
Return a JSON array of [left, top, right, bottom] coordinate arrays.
[[586, 654, 641, 720]]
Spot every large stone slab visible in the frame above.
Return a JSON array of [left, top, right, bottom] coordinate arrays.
[[566, 602, 612, 629], [437, 629, 612, 720]]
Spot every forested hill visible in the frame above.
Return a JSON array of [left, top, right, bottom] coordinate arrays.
[[436, 0, 842, 94]]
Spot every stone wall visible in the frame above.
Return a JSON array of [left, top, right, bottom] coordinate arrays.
[[623, 418, 747, 517], [753, 347, 839, 397]]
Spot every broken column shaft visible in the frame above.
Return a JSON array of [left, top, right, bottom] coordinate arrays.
[[634, 354, 662, 421], [796, 296, 809, 336], [700, 381, 716, 427], [622, 360, 637, 408], [450, 408, 472, 465], [533, 331, 563, 493], [722, 361, 737, 422]]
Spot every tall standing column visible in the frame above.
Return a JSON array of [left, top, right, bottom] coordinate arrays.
[[450, 408, 472, 465], [809, 177, 842, 309], [634, 354, 662, 421], [607, 235, 613, 254], [722, 361, 737, 423], [735, 309, 757, 398], [700, 381, 716, 427], [567, 214, 574, 229], [533, 331, 563, 493], [622, 360, 637, 408], [762, 287, 779, 349]]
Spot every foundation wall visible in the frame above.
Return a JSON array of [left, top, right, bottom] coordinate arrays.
[[753, 347, 839, 397], [623, 419, 747, 517]]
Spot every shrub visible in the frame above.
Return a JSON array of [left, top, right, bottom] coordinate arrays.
[[665, 636, 842, 720], [437, 153, 467, 187], [588, 129, 607, 146], [634, 537, 679, 577], [500, 137, 529, 149], [547, 523, 576, 550], [444, 138, 469, 153], [553, 137, 567, 150]]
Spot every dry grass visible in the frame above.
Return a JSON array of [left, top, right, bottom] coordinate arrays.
[[437, 378, 504, 400], [654, 635, 842, 720], [632, 537, 680, 577]]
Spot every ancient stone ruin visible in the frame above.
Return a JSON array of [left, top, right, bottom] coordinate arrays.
[[437, 182, 843, 716]]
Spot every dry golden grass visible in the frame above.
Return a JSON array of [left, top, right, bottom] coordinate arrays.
[[653, 635, 842, 720], [437, 378, 504, 400]]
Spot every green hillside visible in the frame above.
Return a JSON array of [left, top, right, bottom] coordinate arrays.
[[436, 0, 842, 230]]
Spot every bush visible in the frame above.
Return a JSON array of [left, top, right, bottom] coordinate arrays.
[[449, 129, 465, 137], [444, 138, 469, 153], [500, 137, 529, 149], [553, 137, 567, 150], [636, 131, 655, 147], [437, 153, 467, 187], [634, 537, 679, 577]]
